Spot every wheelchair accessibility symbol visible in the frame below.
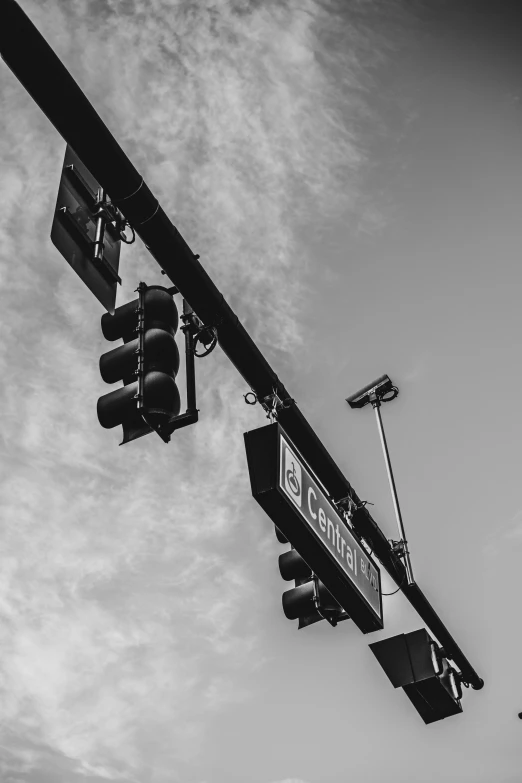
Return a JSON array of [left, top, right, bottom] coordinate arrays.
[[282, 442, 302, 507], [286, 463, 301, 496]]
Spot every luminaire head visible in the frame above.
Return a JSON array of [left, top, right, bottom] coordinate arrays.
[[345, 374, 394, 409]]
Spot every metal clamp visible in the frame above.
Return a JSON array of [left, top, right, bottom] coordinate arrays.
[[260, 389, 294, 421], [389, 539, 408, 558], [94, 190, 135, 245], [180, 311, 218, 357]]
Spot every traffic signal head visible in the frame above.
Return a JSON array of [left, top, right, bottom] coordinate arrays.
[[369, 629, 464, 724], [97, 284, 181, 443], [278, 546, 348, 629]]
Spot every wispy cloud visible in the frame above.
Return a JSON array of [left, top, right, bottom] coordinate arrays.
[[0, 0, 396, 780], [268, 779, 310, 783]]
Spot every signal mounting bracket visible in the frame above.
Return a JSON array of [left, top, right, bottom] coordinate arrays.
[[181, 310, 218, 357], [155, 298, 200, 441], [311, 575, 350, 628], [261, 389, 294, 421]]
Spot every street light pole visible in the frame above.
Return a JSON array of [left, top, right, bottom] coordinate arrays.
[[370, 392, 414, 586]]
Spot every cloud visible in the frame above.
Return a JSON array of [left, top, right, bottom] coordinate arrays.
[[268, 779, 310, 783], [0, 0, 398, 780]]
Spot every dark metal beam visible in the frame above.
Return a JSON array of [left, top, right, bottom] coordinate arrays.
[[0, 0, 483, 690]]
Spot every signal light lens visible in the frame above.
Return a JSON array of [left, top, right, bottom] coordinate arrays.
[[142, 371, 181, 426], [100, 338, 139, 384], [143, 328, 180, 372], [101, 298, 138, 341], [97, 383, 139, 429], [282, 581, 316, 621], [278, 549, 312, 582], [282, 579, 340, 620], [100, 330, 180, 386]]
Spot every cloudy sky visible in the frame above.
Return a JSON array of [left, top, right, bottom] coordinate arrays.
[[1, 1, 522, 781]]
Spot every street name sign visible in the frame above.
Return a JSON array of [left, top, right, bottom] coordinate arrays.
[[51, 145, 121, 313], [244, 422, 383, 633]]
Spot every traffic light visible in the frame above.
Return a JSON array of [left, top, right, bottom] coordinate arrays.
[[276, 530, 349, 628], [97, 283, 181, 443], [369, 629, 464, 724]]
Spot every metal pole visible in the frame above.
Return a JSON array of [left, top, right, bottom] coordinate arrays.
[[370, 396, 414, 586]]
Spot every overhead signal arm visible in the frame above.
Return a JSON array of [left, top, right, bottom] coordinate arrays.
[[0, 0, 483, 690]]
